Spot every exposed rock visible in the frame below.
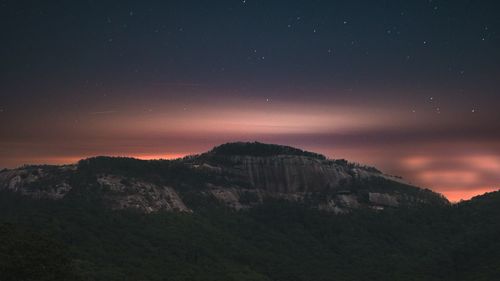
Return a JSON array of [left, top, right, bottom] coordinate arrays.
[[369, 192, 399, 207], [318, 200, 348, 214], [196, 155, 358, 193], [0, 165, 74, 199], [209, 186, 249, 210], [97, 175, 191, 213], [336, 194, 361, 208]]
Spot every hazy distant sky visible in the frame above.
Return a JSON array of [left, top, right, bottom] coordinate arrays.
[[1, 0, 499, 201]]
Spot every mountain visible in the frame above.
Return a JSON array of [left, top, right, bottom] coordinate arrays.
[[0, 142, 447, 214], [0, 142, 498, 281]]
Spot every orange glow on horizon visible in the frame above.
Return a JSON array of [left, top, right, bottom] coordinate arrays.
[[419, 170, 479, 186], [398, 153, 500, 202], [129, 153, 188, 160], [441, 187, 500, 203], [402, 156, 433, 169]]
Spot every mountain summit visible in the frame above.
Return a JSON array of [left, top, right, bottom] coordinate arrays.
[[207, 141, 327, 159], [0, 142, 447, 213]]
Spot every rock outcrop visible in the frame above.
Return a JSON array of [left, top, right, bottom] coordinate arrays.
[[0, 165, 75, 199], [97, 175, 192, 213], [197, 155, 354, 193]]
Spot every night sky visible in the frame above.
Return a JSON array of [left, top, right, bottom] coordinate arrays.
[[1, 0, 499, 201]]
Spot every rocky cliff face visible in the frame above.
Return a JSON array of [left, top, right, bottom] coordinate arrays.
[[0, 165, 75, 199], [0, 142, 448, 213], [197, 155, 353, 193], [96, 175, 192, 213], [0, 165, 191, 213]]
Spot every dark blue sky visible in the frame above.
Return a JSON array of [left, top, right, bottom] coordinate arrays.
[[2, 0, 500, 97]]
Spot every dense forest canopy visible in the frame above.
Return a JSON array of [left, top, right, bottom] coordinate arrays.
[[0, 190, 499, 281]]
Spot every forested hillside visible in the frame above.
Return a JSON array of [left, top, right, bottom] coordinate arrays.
[[0, 190, 499, 281]]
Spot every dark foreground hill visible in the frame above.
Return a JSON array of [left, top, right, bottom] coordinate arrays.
[[0, 142, 498, 281]]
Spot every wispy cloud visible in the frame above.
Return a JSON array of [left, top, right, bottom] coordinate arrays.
[[89, 110, 117, 115]]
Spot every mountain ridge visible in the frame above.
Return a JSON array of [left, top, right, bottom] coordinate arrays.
[[0, 142, 448, 213]]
